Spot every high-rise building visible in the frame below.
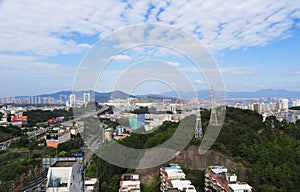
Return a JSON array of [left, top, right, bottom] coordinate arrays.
[[128, 114, 145, 130], [70, 94, 76, 107], [279, 98, 289, 111], [83, 92, 91, 106], [60, 95, 68, 103], [292, 99, 300, 107]]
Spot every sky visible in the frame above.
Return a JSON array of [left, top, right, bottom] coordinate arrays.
[[0, 0, 300, 97]]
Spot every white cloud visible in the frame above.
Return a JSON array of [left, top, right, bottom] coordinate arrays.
[[194, 80, 204, 84], [0, 0, 299, 57], [181, 66, 257, 75], [1, 0, 300, 95], [111, 54, 132, 61], [167, 61, 180, 67], [220, 66, 257, 75], [0, 0, 126, 56]]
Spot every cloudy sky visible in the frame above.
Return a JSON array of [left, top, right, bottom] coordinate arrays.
[[1, 0, 300, 97]]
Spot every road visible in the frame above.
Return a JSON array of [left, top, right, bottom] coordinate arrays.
[[0, 127, 49, 151], [82, 137, 102, 164], [21, 169, 48, 192], [26, 127, 48, 140], [0, 136, 20, 150], [20, 108, 107, 191]]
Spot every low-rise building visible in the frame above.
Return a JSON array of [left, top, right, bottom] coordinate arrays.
[[45, 128, 71, 148], [204, 165, 252, 192], [228, 183, 253, 192], [104, 128, 114, 142], [46, 160, 83, 192], [84, 178, 99, 192], [160, 164, 196, 192], [119, 174, 141, 192]]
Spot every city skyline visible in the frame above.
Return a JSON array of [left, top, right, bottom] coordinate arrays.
[[1, 0, 300, 97]]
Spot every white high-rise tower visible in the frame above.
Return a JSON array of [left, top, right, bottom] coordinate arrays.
[[70, 94, 76, 107], [279, 98, 289, 111], [83, 92, 91, 106]]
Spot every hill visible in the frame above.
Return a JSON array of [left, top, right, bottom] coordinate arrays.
[[86, 107, 300, 192], [204, 107, 300, 191], [11, 88, 300, 104], [13, 90, 171, 103]]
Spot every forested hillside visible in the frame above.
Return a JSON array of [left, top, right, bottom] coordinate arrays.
[[86, 107, 300, 192], [23, 108, 73, 127], [0, 125, 23, 142], [208, 107, 300, 192]]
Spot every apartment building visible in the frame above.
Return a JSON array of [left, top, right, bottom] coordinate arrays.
[[204, 166, 252, 192], [160, 164, 197, 192], [119, 174, 141, 192]]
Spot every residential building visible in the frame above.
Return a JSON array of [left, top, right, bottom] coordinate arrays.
[[204, 165, 252, 192], [84, 178, 99, 192], [45, 128, 71, 148], [292, 99, 300, 107], [119, 174, 141, 192], [104, 128, 114, 142], [279, 98, 289, 111], [160, 164, 196, 192], [83, 92, 91, 106], [228, 183, 253, 192], [70, 121, 84, 136], [70, 94, 76, 107]]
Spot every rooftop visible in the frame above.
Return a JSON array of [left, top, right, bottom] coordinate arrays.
[[51, 161, 77, 167], [228, 183, 253, 191], [211, 168, 228, 174], [119, 174, 141, 192], [170, 180, 196, 192]]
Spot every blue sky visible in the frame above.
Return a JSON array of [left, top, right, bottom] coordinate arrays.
[[0, 0, 300, 97]]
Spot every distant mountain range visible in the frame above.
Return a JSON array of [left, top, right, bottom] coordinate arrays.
[[226, 89, 300, 98], [12, 89, 300, 103], [163, 89, 300, 99]]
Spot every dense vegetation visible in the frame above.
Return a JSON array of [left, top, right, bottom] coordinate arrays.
[[0, 107, 86, 190], [289, 106, 300, 110], [207, 107, 300, 192], [0, 125, 23, 142], [0, 135, 84, 191], [24, 108, 73, 127], [87, 107, 300, 192], [86, 117, 197, 192], [1, 106, 299, 191], [130, 106, 173, 114]]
